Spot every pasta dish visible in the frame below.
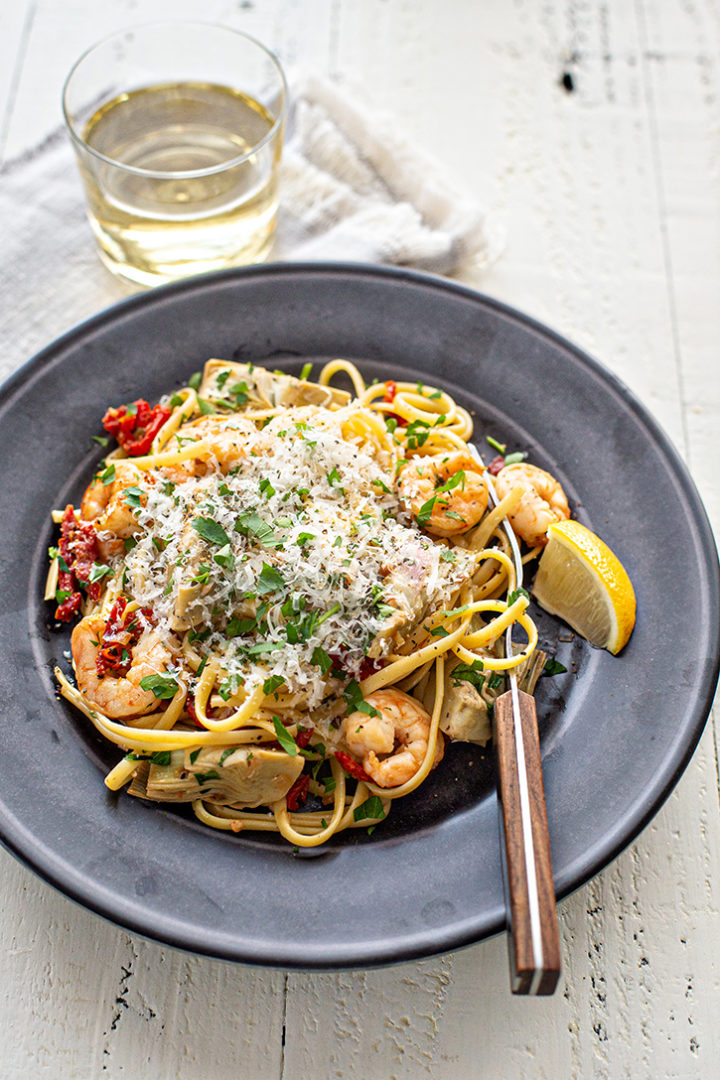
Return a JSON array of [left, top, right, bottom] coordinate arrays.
[[50, 359, 568, 847]]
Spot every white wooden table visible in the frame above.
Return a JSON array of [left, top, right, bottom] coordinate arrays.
[[1, 2, 719, 1076]]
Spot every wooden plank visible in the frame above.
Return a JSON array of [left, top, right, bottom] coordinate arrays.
[[1, 0, 339, 157], [0, 850, 286, 1078], [287, 2, 720, 1077], [1, 0, 719, 1077], [639, 0, 720, 529], [0, 1, 35, 163], [494, 689, 561, 995]]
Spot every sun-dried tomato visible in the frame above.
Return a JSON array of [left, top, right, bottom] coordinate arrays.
[[285, 774, 310, 812], [55, 587, 82, 623], [488, 455, 506, 476], [55, 504, 102, 621], [102, 399, 171, 457], [334, 750, 372, 783], [358, 656, 386, 681], [96, 598, 154, 678], [295, 726, 315, 749]]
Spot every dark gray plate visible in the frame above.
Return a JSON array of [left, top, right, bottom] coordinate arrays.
[[0, 264, 718, 967]]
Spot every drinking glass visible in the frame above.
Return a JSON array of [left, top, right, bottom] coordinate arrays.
[[63, 22, 287, 287]]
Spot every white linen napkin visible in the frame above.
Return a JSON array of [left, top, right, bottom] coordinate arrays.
[[0, 73, 501, 385]]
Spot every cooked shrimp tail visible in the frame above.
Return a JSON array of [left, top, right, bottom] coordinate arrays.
[[397, 451, 488, 537], [493, 462, 570, 547], [340, 688, 444, 788]]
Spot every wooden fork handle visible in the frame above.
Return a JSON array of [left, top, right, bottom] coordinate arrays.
[[494, 687, 561, 995]]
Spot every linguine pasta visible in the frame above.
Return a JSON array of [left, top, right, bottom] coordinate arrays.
[[50, 359, 554, 847]]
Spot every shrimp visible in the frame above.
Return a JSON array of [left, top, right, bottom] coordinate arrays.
[[493, 462, 570, 547], [397, 451, 488, 537], [71, 613, 175, 720], [341, 688, 444, 788], [181, 416, 256, 474], [80, 462, 145, 558]]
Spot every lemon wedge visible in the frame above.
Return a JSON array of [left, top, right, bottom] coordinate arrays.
[[532, 520, 636, 654]]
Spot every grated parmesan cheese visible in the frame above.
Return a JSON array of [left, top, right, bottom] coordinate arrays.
[[118, 406, 477, 708]]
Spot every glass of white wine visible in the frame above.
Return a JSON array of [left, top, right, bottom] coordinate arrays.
[[62, 22, 287, 287]]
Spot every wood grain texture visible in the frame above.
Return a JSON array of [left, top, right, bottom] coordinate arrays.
[[495, 688, 561, 995], [1, 0, 718, 1077]]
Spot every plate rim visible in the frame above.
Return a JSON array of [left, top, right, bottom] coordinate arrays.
[[1, 261, 718, 968]]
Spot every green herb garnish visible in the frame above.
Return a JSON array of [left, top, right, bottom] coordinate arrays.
[[263, 675, 286, 696], [150, 751, 172, 765], [343, 679, 379, 717], [257, 562, 286, 594], [234, 510, 276, 547], [122, 486, 144, 509], [416, 495, 437, 527], [139, 674, 179, 699], [451, 660, 486, 691], [543, 658, 567, 676], [273, 716, 298, 756], [213, 544, 235, 570], [486, 435, 506, 454], [88, 563, 113, 583], [353, 796, 386, 822], [311, 646, 333, 675], [192, 516, 231, 547]]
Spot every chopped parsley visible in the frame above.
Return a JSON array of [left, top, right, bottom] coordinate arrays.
[[311, 646, 333, 675], [486, 435, 506, 454], [257, 562, 286, 594], [353, 796, 386, 822], [234, 510, 276, 547], [343, 679, 379, 717], [273, 715, 298, 756], [195, 770, 220, 786], [88, 563, 113, 583], [451, 660, 486, 691], [150, 751, 172, 766], [192, 516, 231, 547], [213, 544, 235, 570], [139, 674, 179, 699], [543, 658, 568, 677], [416, 495, 437, 527], [230, 381, 249, 406], [435, 470, 465, 494], [122, 486, 144, 509], [404, 419, 430, 449]]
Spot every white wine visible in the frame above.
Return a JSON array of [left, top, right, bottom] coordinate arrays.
[[79, 82, 282, 286]]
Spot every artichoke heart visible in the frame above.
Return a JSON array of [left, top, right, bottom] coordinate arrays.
[[421, 650, 547, 746], [129, 746, 304, 808], [200, 359, 351, 411]]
